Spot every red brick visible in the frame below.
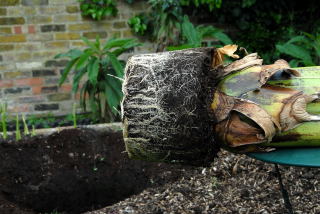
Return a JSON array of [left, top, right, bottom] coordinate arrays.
[[28, 25, 36, 34], [15, 77, 44, 86], [8, 104, 30, 113], [60, 84, 72, 92], [0, 80, 13, 88], [32, 86, 42, 94], [14, 26, 22, 34]]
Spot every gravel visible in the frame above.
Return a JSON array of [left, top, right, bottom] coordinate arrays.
[[86, 150, 320, 214]]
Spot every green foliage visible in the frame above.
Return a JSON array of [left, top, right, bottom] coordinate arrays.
[[187, 0, 320, 64], [276, 33, 320, 67], [0, 104, 7, 140], [167, 16, 232, 50], [148, 0, 184, 50], [78, 0, 117, 20], [127, 0, 227, 51], [181, 0, 222, 11], [128, 14, 148, 36], [55, 36, 141, 122]]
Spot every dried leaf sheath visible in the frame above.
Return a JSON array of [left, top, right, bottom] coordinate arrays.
[[211, 49, 320, 152]]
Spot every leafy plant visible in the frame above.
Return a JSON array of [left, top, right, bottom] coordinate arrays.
[[148, 0, 184, 51], [78, 0, 118, 20], [276, 33, 320, 67], [55, 36, 141, 122], [181, 0, 223, 11], [128, 14, 148, 36], [167, 16, 232, 51]]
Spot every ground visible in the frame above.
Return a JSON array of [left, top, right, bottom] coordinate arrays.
[[88, 150, 320, 214], [0, 128, 319, 214]]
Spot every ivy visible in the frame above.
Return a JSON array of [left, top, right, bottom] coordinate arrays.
[[78, 0, 118, 20]]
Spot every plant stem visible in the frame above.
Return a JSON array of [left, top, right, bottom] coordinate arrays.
[[16, 115, 21, 141], [22, 114, 30, 135], [1, 104, 7, 140], [31, 125, 36, 137], [73, 103, 77, 128]]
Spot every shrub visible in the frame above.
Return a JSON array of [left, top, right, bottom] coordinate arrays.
[[56, 36, 141, 122]]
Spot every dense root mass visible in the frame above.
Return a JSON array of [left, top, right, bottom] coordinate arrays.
[[122, 48, 218, 165]]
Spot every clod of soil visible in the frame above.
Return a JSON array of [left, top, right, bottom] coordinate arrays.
[[0, 127, 192, 214]]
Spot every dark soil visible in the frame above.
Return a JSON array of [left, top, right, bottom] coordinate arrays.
[[0, 128, 192, 214], [2, 127, 319, 214]]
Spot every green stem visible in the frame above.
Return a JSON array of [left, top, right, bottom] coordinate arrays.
[[16, 115, 21, 141], [22, 114, 30, 135], [1, 104, 7, 140], [73, 103, 77, 128]]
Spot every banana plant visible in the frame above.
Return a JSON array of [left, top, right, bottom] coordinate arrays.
[[121, 45, 320, 165], [55, 36, 141, 122], [211, 45, 320, 152]]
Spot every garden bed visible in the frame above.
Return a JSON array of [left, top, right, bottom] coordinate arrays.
[[1, 123, 319, 214], [0, 123, 193, 214]]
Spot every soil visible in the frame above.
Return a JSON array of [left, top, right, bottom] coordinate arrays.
[[87, 150, 320, 214], [1, 128, 320, 214], [0, 128, 192, 214]]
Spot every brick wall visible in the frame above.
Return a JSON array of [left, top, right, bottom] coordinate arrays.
[[0, 0, 153, 116]]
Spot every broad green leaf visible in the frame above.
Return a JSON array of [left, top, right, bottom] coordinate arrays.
[[287, 35, 307, 44], [111, 41, 142, 56], [81, 36, 99, 52], [289, 59, 300, 67], [75, 52, 91, 70], [276, 43, 314, 66], [104, 38, 138, 50], [59, 58, 78, 86], [181, 16, 201, 46], [95, 35, 101, 50], [55, 49, 82, 60], [106, 52, 124, 77], [105, 75, 122, 101], [72, 68, 87, 94], [213, 31, 233, 45], [197, 25, 219, 37], [197, 25, 233, 45], [88, 58, 100, 86], [103, 81, 120, 114]]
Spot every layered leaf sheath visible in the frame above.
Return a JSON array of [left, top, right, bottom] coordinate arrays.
[[211, 46, 320, 152], [121, 46, 320, 165]]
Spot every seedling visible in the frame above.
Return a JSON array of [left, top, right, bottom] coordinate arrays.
[[31, 125, 36, 137], [22, 114, 30, 136], [15, 115, 21, 141], [1, 103, 7, 140], [72, 103, 77, 128]]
